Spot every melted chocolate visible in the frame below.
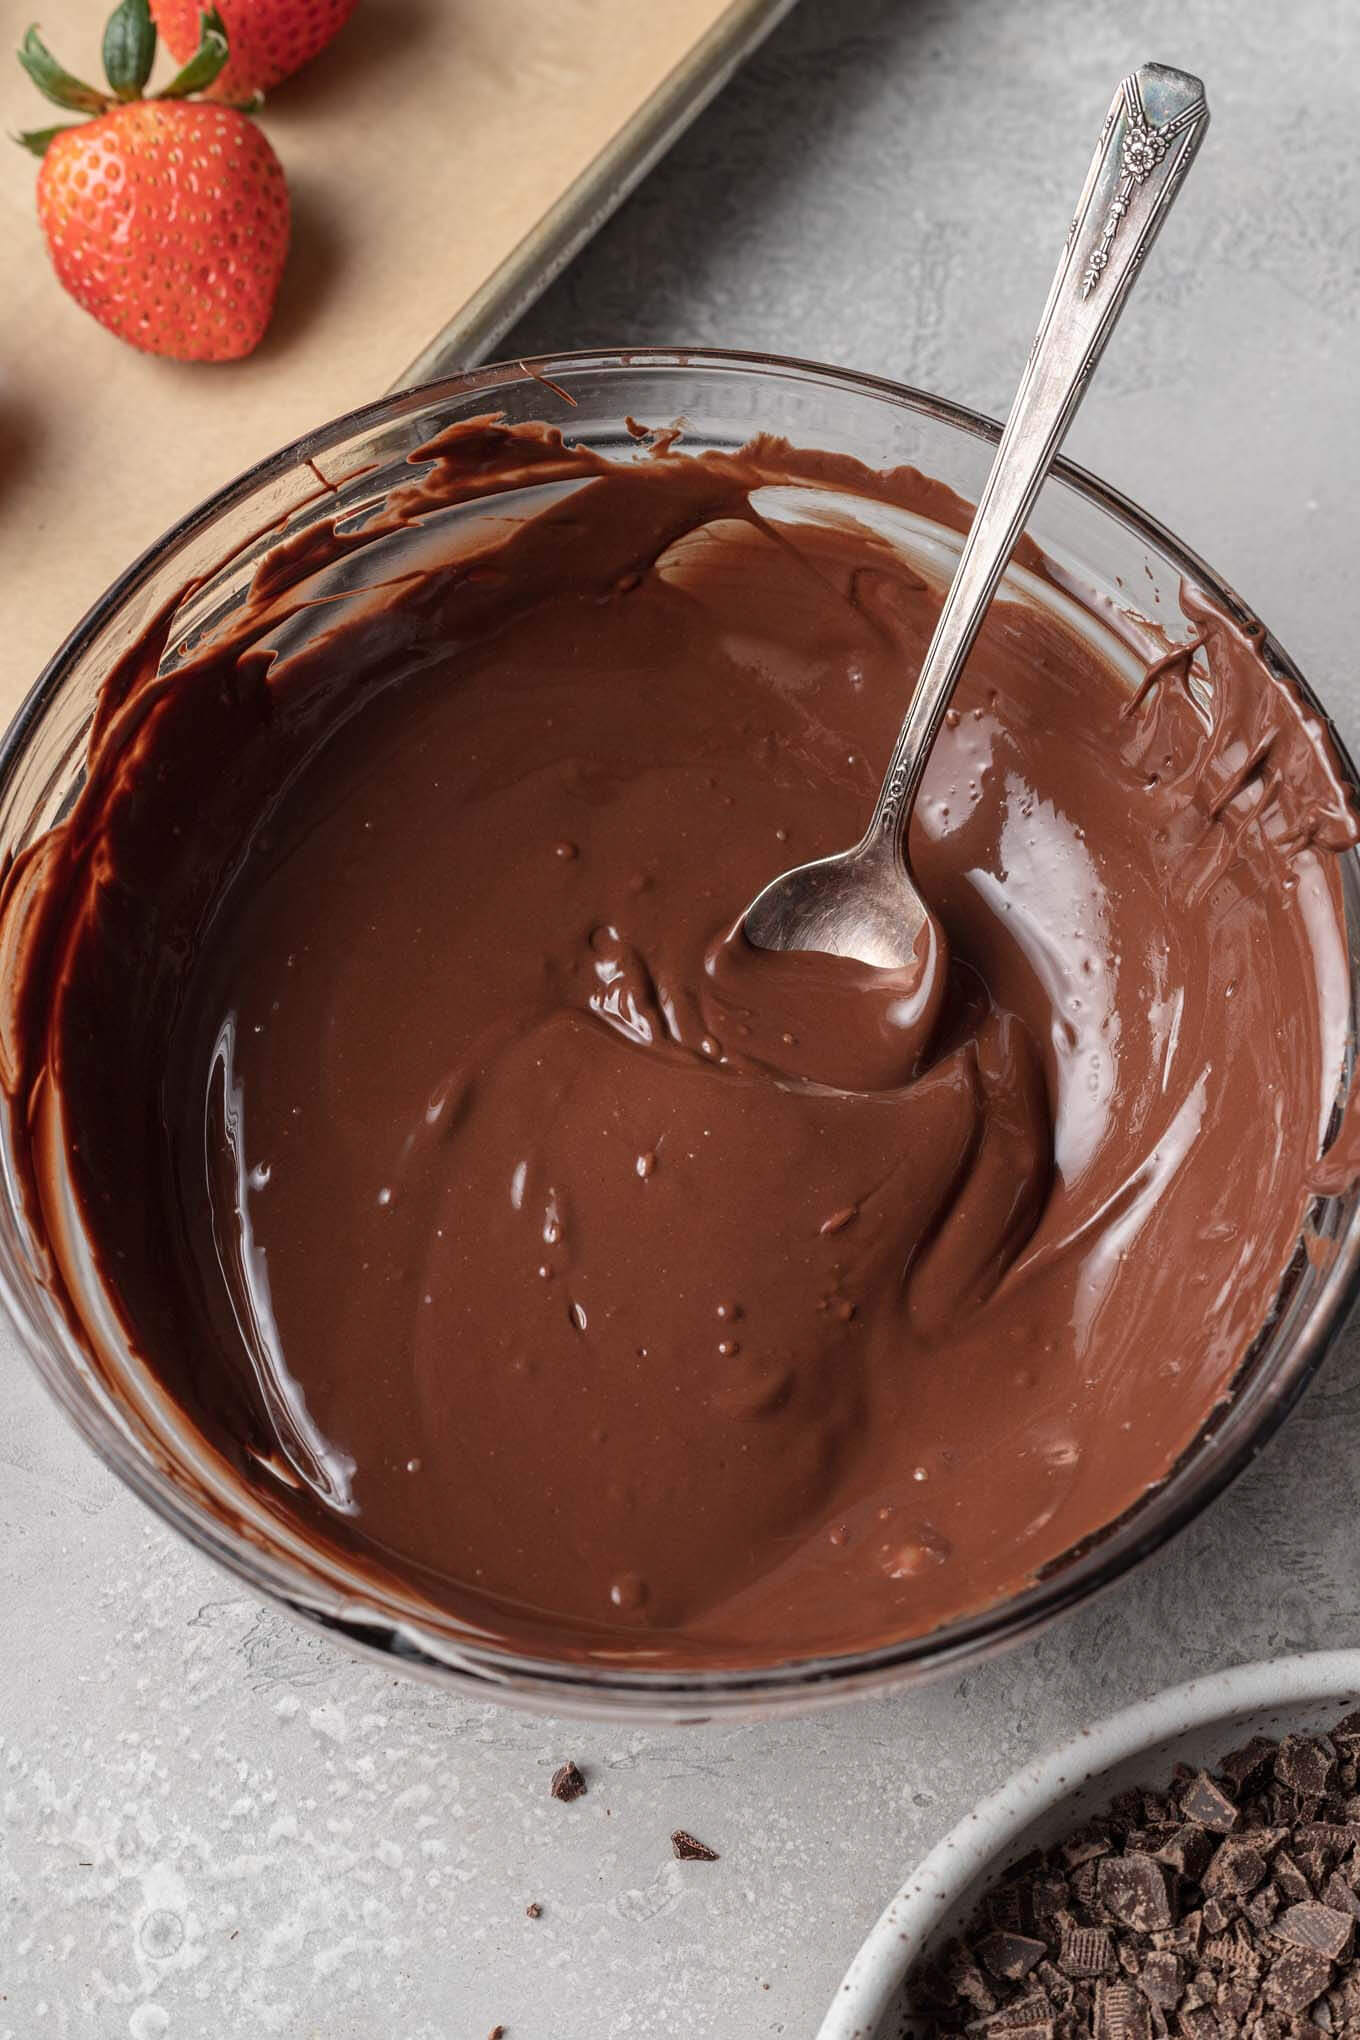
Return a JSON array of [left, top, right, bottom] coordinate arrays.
[[4, 420, 1357, 1668]]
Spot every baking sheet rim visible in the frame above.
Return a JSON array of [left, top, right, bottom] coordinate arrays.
[[390, 0, 799, 390]]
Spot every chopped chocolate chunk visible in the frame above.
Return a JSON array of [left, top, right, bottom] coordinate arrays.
[[1095, 1980, 1150, 2040], [1226, 1922, 1264, 1979], [1030, 1873, 1071, 1924], [1274, 1903, 1355, 1962], [1322, 1871, 1360, 1920], [1275, 1853, 1316, 1905], [1206, 1941, 1241, 1987], [550, 1761, 587, 1803], [1331, 1712, 1360, 1756], [1061, 1926, 1117, 1978], [1334, 1967, 1360, 2018], [1097, 1855, 1175, 1932], [1181, 1970, 1215, 2011], [1065, 1830, 1114, 1869], [525, 1901, 543, 1920], [985, 2012, 1054, 2040], [943, 1947, 997, 2014], [1204, 1837, 1269, 1897], [671, 1829, 719, 1862], [1195, 1964, 1227, 2012], [1160, 1911, 1203, 1959], [1155, 1826, 1216, 1882], [988, 1989, 1051, 2029], [991, 1884, 1032, 1934], [1247, 1887, 1283, 1932], [1180, 1772, 1241, 1834], [1221, 1739, 1279, 1793], [1264, 1944, 1333, 2014], [1267, 1783, 1305, 1829], [1137, 1950, 1182, 2009], [1035, 1959, 1072, 2002], [1295, 1822, 1356, 1858], [1220, 1979, 1255, 2019], [1200, 1898, 1236, 1937], [980, 1932, 1049, 1982], [1277, 1739, 1338, 1802], [1295, 1825, 1355, 1890]]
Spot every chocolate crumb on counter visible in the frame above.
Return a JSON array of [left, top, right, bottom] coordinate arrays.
[[525, 1902, 543, 1920], [672, 1829, 719, 1862], [550, 1761, 587, 1803], [915, 1709, 1360, 2038]]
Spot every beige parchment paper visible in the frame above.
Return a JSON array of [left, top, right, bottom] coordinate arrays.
[[0, 0, 749, 712]]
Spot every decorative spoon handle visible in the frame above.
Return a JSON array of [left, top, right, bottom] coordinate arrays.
[[867, 63, 1208, 854]]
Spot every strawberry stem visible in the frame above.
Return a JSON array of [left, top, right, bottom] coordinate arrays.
[[156, 6, 228, 98], [17, 25, 111, 114], [101, 0, 155, 101]]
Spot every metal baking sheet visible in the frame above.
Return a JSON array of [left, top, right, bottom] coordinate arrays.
[[392, 0, 799, 388]]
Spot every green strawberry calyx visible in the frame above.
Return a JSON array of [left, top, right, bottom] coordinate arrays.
[[15, 0, 232, 154]]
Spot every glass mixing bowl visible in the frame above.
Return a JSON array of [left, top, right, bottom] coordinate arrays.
[[3, 350, 1359, 1719]]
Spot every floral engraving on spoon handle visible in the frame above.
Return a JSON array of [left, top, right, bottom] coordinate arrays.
[[1081, 74, 1206, 297]]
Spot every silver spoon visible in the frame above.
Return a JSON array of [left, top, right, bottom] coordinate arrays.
[[741, 62, 1209, 970]]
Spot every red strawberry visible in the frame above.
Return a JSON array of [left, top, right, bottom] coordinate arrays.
[[150, 0, 359, 102], [16, 2, 290, 361]]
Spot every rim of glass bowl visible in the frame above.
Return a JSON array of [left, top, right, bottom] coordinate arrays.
[[4, 346, 1360, 1721]]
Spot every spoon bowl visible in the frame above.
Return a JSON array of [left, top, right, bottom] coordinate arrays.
[[740, 833, 934, 971]]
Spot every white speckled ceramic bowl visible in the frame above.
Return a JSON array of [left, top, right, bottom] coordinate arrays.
[[818, 1650, 1360, 2040]]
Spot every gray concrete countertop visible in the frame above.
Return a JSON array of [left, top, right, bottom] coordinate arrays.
[[4, 2, 1359, 2035]]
